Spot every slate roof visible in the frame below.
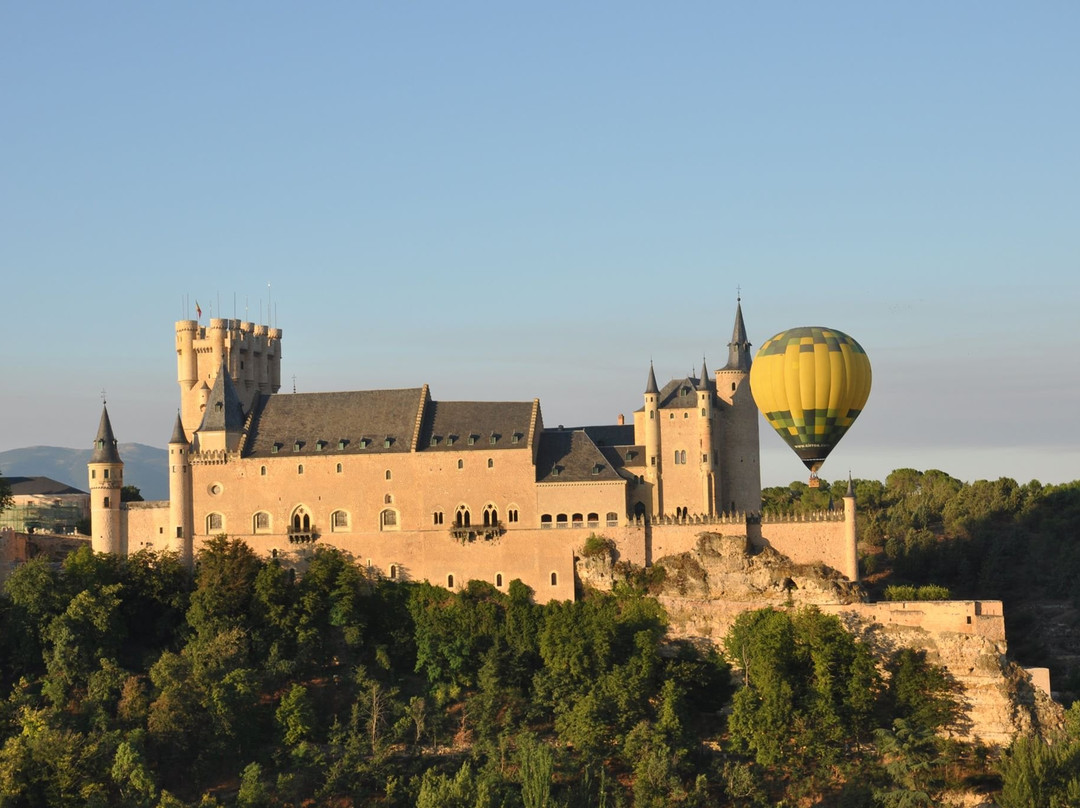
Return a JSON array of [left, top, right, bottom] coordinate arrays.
[[169, 413, 187, 445], [7, 476, 87, 496], [579, 424, 635, 448], [535, 429, 624, 483], [199, 361, 246, 434], [658, 377, 704, 409], [90, 405, 122, 463], [244, 388, 426, 457], [418, 400, 535, 451], [722, 299, 752, 372]]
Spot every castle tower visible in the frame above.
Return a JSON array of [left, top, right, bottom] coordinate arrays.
[[697, 358, 717, 515], [643, 363, 662, 515], [168, 413, 194, 568], [88, 404, 124, 554], [176, 318, 281, 437], [715, 298, 761, 514], [843, 475, 858, 582]]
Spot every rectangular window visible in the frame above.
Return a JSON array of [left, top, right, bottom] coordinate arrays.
[[433, 511, 444, 525]]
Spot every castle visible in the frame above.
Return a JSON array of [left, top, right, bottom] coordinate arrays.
[[88, 301, 857, 601]]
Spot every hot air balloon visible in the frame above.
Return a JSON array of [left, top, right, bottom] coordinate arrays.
[[749, 326, 871, 487]]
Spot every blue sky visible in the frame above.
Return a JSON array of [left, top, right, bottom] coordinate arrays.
[[2, 3, 1078, 488]]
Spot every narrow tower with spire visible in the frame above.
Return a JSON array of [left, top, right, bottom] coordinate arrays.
[[168, 413, 195, 568], [643, 362, 662, 515], [88, 404, 124, 554], [715, 298, 761, 514]]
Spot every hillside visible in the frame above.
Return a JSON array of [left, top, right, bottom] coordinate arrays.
[[0, 444, 168, 500]]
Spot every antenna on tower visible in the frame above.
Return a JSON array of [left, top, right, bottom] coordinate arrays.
[[292, 375, 297, 394]]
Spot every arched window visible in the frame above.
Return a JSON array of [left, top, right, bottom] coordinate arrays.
[[207, 513, 223, 532], [385, 469, 392, 480], [487, 458, 493, 468], [587, 512, 599, 527], [606, 511, 619, 526], [384, 493, 393, 504], [336, 463, 342, 473], [483, 504, 498, 527], [260, 466, 267, 476], [540, 514, 552, 529], [447, 574, 455, 589], [389, 564, 398, 580], [253, 512, 270, 533], [297, 464, 304, 475], [550, 572, 558, 586], [495, 573, 504, 587], [380, 509, 398, 530], [455, 506, 471, 527], [507, 507, 519, 523], [556, 514, 568, 529], [572, 513, 584, 527], [291, 509, 311, 532], [331, 510, 349, 532], [433, 511, 444, 525], [457, 458, 464, 469]]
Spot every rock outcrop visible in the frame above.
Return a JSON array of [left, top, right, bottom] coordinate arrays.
[[578, 530, 1065, 746]]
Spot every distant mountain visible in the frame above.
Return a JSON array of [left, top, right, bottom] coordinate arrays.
[[0, 444, 168, 501]]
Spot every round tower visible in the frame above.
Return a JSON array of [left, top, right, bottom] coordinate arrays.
[[715, 298, 761, 514], [843, 475, 858, 582], [168, 413, 195, 569], [643, 363, 662, 515], [88, 404, 124, 555], [697, 358, 716, 515]]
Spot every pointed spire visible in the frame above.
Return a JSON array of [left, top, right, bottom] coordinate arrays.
[[91, 404, 122, 463], [169, 411, 188, 445], [846, 473, 855, 498], [199, 360, 246, 433], [699, 357, 709, 390], [722, 298, 752, 372], [645, 362, 659, 395]]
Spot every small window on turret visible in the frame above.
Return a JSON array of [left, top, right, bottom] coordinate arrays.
[[103, 496, 110, 507], [731, 382, 736, 392], [104, 469, 110, 480]]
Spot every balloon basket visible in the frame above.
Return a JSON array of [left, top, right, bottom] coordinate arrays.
[[808, 473, 820, 489]]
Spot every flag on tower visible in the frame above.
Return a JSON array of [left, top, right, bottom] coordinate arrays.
[[195, 300, 202, 319]]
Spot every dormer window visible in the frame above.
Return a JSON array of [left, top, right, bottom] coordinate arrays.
[[359, 438, 369, 449], [430, 436, 440, 446], [293, 441, 302, 452], [467, 435, 476, 446], [489, 433, 498, 445], [592, 464, 603, 475], [338, 439, 347, 450], [315, 440, 325, 451], [511, 433, 521, 444], [447, 435, 456, 446], [552, 466, 562, 477], [383, 438, 392, 448], [271, 443, 280, 454]]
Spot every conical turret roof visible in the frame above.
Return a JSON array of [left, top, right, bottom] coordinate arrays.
[[699, 358, 710, 391], [722, 298, 752, 372], [169, 412, 188, 445], [91, 404, 122, 463], [645, 362, 659, 395]]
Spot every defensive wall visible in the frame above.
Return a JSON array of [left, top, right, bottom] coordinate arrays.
[[116, 497, 856, 604]]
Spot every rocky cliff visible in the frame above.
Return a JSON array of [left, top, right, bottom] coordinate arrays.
[[577, 530, 1064, 746]]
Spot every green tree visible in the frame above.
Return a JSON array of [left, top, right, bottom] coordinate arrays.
[[0, 470, 12, 515], [724, 607, 881, 790]]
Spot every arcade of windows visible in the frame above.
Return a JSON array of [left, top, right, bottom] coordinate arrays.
[[540, 512, 618, 529]]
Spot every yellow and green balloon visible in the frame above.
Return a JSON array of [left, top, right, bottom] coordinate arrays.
[[749, 326, 871, 478]]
